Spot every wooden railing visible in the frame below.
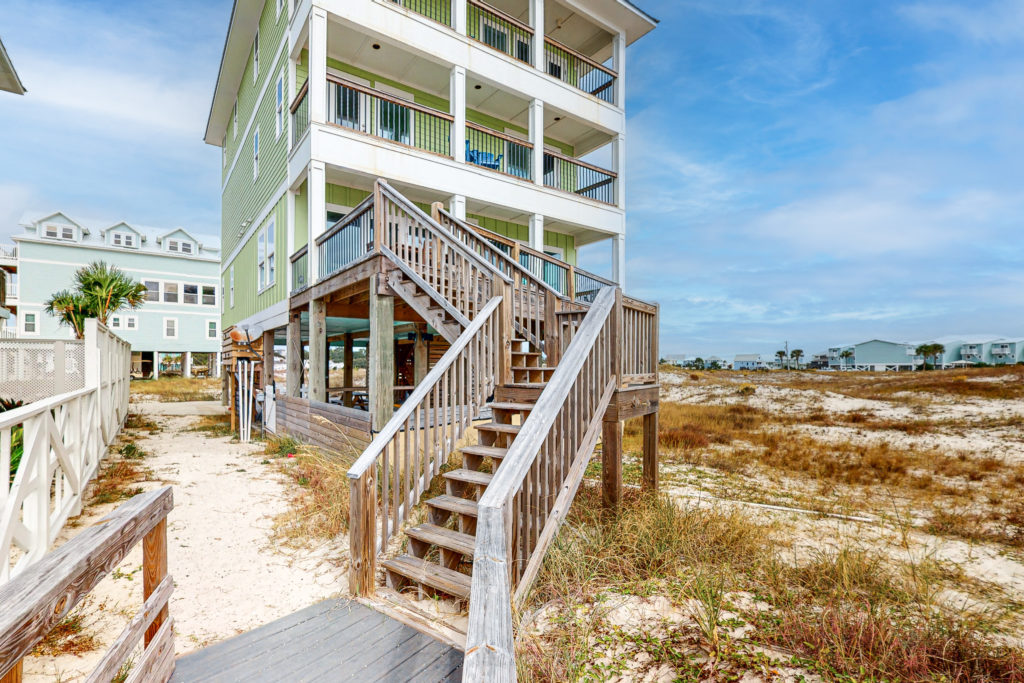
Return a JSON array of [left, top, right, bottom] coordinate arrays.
[[0, 487, 174, 683], [467, 0, 534, 65], [327, 75, 454, 158], [2, 320, 131, 582], [544, 150, 617, 205], [544, 37, 617, 104], [392, 0, 452, 26], [316, 194, 375, 280], [290, 78, 310, 147], [622, 296, 659, 384], [466, 123, 532, 180], [433, 206, 562, 352], [464, 286, 619, 679], [347, 296, 509, 595], [290, 244, 309, 293]]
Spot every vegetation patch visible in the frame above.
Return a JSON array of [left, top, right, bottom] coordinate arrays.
[[132, 377, 221, 402], [32, 603, 98, 657]]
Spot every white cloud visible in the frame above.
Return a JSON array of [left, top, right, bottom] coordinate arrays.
[[901, 0, 1024, 44]]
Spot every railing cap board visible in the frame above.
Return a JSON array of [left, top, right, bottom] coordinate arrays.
[[468, 0, 534, 35], [543, 35, 618, 78], [0, 487, 174, 676], [465, 121, 535, 148], [289, 78, 310, 113], [0, 386, 94, 428], [326, 74, 456, 122], [543, 148, 617, 177], [290, 243, 309, 261], [478, 286, 616, 511], [315, 192, 375, 247]]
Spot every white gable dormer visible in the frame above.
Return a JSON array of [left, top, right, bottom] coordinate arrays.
[[158, 228, 201, 256], [37, 212, 83, 243], [103, 222, 144, 249]]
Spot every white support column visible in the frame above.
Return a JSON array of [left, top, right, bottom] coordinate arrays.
[[450, 65, 466, 163], [612, 132, 626, 208], [612, 234, 626, 289], [528, 214, 544, 253], [529, 98, 544, 186], [449, 194, 467, 220], [309, 8, 327, 125], [530, 0, 545, 70], [153, 352, 160, 380], [286, 186, 296, 289], [308, 160, 326, 282], [453, 0, 468, 35], [184, 351, 193, 378], [613, 32, 626, 108]]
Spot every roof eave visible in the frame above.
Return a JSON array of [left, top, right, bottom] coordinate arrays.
[[204, 1, 262, 146]]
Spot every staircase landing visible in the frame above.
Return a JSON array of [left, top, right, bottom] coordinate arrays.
[[171, 598, 463, 682]]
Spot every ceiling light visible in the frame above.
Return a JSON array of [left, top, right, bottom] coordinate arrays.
[[372, 43, 381, 50], [554, 116, 562, 121], [474, 84, 482, 90]]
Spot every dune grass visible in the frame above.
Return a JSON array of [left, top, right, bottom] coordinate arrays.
[[131, 377, 221, 402]]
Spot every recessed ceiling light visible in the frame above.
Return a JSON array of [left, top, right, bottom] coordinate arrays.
[[474, 84, 482, 90], [372, 43, 381, 50], [554, 116, 562, 121]]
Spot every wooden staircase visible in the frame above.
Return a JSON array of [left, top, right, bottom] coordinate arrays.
[[380, 339, 547, 602]]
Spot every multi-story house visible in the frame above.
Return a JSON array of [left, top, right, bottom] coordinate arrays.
[[209, 0, 656, 339], [0, 243, 14, 332], [12, 212, 222, 377]]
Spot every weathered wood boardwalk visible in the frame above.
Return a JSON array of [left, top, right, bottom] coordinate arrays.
[[171, 598, 463, 682]]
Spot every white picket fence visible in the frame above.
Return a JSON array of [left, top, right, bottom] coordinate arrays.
[[1, 320, 131, 582]]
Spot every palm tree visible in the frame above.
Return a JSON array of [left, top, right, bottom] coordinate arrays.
[[931, 343, 946, 369], [775, 350, 787, 369], [44, 289, 90, 339], [73, 261, 146, 326], [915, 343, 946, 370], [839, 349, 854, 370], [790, 349, 804, 368]]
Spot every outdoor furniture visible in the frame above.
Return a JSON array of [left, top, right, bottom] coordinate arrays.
[[465, 140, 503, 170]]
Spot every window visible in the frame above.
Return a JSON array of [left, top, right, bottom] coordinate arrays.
[[126, 317, 137, 330], [229, 266, 235, 307], [181, 241, 193, 254], [167, 239, 193, 254], [222, 136, 227, 168], [144, 280, 160, 302], [253, 128, 260, 179], [184, 284, 199, 304], [233, 100, 238, 139], [168, 239, 178, 252], [163, 282, 179, 303], [112, 232, 135, 247], [258, 219, 276, 290], [163, 318, 178, 339], [276, 0, 285, 19], [202, 285, 216, 306], [111, 316, 122, 329], [275, 74, 285, 138], [44, 224, 74, 240], [23, 313, 36, 334], [207, 320, 218, 339], [253, 29, 259, 84]]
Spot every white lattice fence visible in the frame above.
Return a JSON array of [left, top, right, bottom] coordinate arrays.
[[0, 338, 85, 404], [1, 320, 131, 581]]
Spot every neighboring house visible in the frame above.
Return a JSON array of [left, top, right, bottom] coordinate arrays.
[[706, 355, 726, 369], [990, 338, 1024, 365], [808, 352, 829, 370], [827, 340, 916, 371], [12, 212, 222, 377], [733, 354, 769, 370], [0, 37, 26, 95], [663, 354, 687, 367], [207, 0, 656, 339], [0, 243, 14, 328]]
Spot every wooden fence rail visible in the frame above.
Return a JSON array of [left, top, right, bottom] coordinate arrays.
[[1, 320, 131, 582], [0, 486, 174, 683], [622, 296, 659, 385]]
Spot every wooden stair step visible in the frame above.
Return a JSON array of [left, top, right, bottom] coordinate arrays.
[[443, 468, 494, 487], [381, 555, 472, 600], [511, 350, 541, 357], [512, 365, 555, 372], [488, 401, 536, 412], [507, 382, 548, 389], [406, 523, 477, 558], [460, 445, 508, 460], [426, 494, 479, 518], [476, 422, 521, 435]]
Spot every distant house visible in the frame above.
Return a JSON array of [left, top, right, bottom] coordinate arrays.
[[706, 355, 727, 369], [827, 340, 916, 371], [663, 354, 687, 367], [733, 354, 769, 370], [809, 352, 829, 370]]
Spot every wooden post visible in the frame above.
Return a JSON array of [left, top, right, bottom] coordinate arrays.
[[309, 299, 327, 403], [229, 371, 237, 432], [602, 420, 622, 509], [498, 281, 514, 386], [343, 332, 354, 407], [430, 201, 444, 224], [653, 303, 660, 383], [373, 181, 384, 253], [1, 660, 22, 683], [143, 517, 168, 647], [611, 288, 623, 387], [567, 265, 576, 302], [642, 411, 659, 491], [286, 311, 302, 397], [349, 468, 377, 597], [262, 329, 275, 394], [413, 324, 428, 384], [369, 273, 395, 430], [543, 289, 558, 365]]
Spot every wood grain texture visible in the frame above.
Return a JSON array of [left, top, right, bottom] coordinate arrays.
[[143, 517, 168, 646], [643, 411, 659, 491], [86, 575, 173, 683]]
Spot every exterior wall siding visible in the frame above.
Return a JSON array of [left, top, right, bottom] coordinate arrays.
[[222, 194, 287, 328], [467, 213, 577, 265]]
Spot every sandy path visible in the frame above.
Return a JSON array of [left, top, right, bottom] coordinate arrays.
[[24, 401, 348, 682]]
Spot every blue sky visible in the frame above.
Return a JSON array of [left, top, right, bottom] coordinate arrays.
[[1, 0, 1022, 356]]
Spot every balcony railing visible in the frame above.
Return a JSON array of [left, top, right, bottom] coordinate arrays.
[[544, 37, 617, 104], [316, 194, 375, 279], [290, 245, 309, 293], [467, 0, 534, 65], [327, 76, 453, 158], [466, 123, 532, 179], [290, 79, 310, 147], [391, 0, 452, 27], [0, 245, 16, 260], [544, 151, 617, 205], [6, 283, 17, 299]]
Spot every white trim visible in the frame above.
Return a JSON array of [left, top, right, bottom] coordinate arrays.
[[206, 318, 220, 339], [220, 180, 287, 272], [253, 27, 260, 85], [13, 242, 219, 264], [163, 317, 179, 339], [21, 310, 39, 336], [275, 71, 285, 138], [257, 216, 277, 293]]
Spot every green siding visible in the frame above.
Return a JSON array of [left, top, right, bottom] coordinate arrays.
[[223, 195, 287, 328], [466, 213, 576, 265]]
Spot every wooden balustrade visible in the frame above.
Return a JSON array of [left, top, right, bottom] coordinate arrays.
[[467, 0, 534, 64], [622, 296, 659, 384], [290, 78, 310, 147], [0, 487, 175, 683], [543, 150, 617, 205], [464, 287, 619, 680], [347, 297, 509, 595], [465, 123, 532, 180], [316, 194, 375, 279], [289, 244, 309, 293]]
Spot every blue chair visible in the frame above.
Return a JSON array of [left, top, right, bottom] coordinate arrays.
[[465, 140, 502, 170]]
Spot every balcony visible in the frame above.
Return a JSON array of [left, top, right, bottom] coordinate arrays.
[[467, 0, 534, 65], [5, 283, 17, 300], [543, 38, 617, 104], [465, 123, 531, 179], [543, 151, 616, 205], [392, 0, 452, 27]]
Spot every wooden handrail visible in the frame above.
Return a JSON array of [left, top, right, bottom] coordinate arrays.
[[467, 0, 534, 35], [289, 78, 309, 114], [466, 121, 534, 148], [0, 487, 174, 681], [326, 74, 455, 122], [544, 35, 618, 78], [544, 148, 618, 178], [290, 244, 308, 262], [315, 193, 375, 247]]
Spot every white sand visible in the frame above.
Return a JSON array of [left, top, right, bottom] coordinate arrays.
[[24, 401, 348, 682]]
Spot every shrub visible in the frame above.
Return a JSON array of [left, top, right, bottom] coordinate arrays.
[[737, 383, 756, 396]]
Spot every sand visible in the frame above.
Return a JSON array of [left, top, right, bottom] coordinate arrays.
[[23, 401, 348, 682]]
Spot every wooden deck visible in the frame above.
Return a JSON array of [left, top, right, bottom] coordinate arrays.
[[171, 598, 463, 682]]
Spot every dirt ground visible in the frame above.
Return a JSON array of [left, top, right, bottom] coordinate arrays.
[[22, 398, 348, 682]]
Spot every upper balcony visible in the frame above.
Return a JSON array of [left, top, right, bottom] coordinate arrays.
[[0, 244, 16, 267]]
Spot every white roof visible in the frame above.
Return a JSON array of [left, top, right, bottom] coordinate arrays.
[[17, 211, 220, 254], [734, 354, 762, 362]]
